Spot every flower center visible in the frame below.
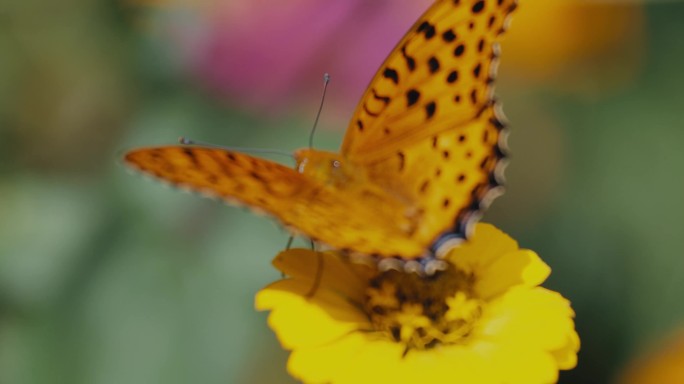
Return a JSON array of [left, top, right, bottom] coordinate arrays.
[[363, 266, 482, 350]]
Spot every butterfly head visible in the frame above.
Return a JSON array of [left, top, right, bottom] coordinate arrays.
[[294, 149, 356, 187]]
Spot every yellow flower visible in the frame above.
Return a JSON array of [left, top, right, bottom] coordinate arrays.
[[256, 223, 579, 384]]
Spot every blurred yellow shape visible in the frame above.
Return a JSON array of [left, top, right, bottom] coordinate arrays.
[[619, 328, 684, 384], [502, 0, 644, 86]]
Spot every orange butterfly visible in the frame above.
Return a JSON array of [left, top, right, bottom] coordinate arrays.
[[125, 0, 517, 272]]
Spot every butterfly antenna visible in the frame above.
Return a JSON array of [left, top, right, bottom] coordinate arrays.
[[308, 73, 331, 149], [179, 137, 294, 159]]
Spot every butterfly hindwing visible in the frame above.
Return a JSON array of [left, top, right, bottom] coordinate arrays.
[[360, 103, 506, 256]]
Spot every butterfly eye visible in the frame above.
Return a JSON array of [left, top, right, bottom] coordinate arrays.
[[331, 160, 341, 168]]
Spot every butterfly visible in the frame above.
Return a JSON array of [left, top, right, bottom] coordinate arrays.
[[125, 0, 517, 272]]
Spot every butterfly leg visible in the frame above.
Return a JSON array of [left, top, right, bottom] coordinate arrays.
[[402, 345, 411, 358], [277, 236, 296, 278], [285, 236, 294, 250], [283, 236, 313, 250], [305, 250, 324, 299]]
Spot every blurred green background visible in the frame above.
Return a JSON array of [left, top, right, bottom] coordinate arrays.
[[1, 1, 683, 383]]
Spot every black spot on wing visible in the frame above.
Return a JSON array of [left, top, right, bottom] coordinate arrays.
[[479, 156, 490, 170], [472, 1, 485, 14], [473, 63, 482, 78], [363, 104, 381, 117], [372, 89, 391, 104], [397, 151, 405, 171], [182, 148, 199, 165], [442, 30, 456, 42], [407, 89, 421, 107], [489, 116, 505, 131], [419, 179, 430, 193], [206, 150, 234, 177], [383, 68, 399, 84], [428, 56, 440, 74], [454, 44, 465, 57], [478, 39, 486, 53], [249, 171, 266, 182], [425, 101, 437, 119], [447, 70, 459, 83], [401, 46, 416, 71], [417, 21, 436, 39]]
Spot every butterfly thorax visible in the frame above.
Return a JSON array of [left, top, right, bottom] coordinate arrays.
[[294, 148, 425, 242]]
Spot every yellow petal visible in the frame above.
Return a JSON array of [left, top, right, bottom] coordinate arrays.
[[471, 340, 559, 384], [476, 249, 551, 299], [396, 346, 499, 384], [477, 287, 576, 352], [288, 333, 405, 384], [552, 330, 580, 370], [447, 223, 520, 273], [334, 337, 407, 384], [293, 336, 498, 384], [255, 279, 369, 349], [287, 333, 364, 384], [272, 249, 373, 304]]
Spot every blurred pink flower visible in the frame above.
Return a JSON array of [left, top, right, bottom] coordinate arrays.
[[137, 0, 645, 115], [179, 0, 432, 114]]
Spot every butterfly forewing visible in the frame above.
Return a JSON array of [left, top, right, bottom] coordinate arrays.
[[126, 147, 305, 205], [341, 0, 516, 161], [125, 147, 431, 257]]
